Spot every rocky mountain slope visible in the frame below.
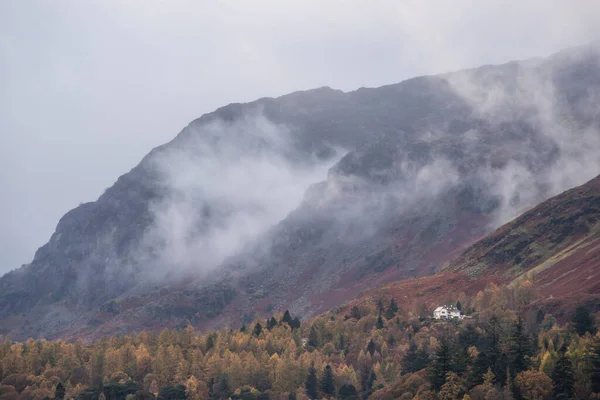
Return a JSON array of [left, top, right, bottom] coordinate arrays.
[[2, 43, 600, 340], [348, 174, 600, 320]]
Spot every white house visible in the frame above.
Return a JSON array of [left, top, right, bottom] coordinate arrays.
[[433, 305, 463, 320]]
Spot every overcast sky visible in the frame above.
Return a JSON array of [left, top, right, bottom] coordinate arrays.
[[1, 1, 599, 275]]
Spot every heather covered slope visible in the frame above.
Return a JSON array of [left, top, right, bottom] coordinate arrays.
[[3, 43, 600, 340], [345, 176, 600, 321], [446, 174, 600, 313]]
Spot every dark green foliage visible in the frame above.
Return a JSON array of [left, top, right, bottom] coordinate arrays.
[[289, 318, 301, 330], [104, 381, 141, 400], [75, 387, 101, 400], [267, 317, 277, 330], [456, 301, 462, 311], [54, 382, 65, 400], [509, 316, 531, 375], [305, 363, 318, 400], [157, 385, 186, 400], [206, 334, 216, 351], [385, 298, 399, 320], [320, 365, 335, 397], [588, 337, 600, 394], [376, 314, 384, 330], [402, 341, 429, 374], [135, 391, 156, 400], [211, 375, 231, 400], [376, 299, 385, 314], [350, 306, 361, 320], [428, 334, 453, 390], [338, 384, 358, 400], [281, 310, 292, 326], [551, 347, 574, 400], [366, 339, 376, 356], [253, 322, 263, 337], [240, 324, 247, 333], [536, 309, 545, 325], [573, 304, 595, 336], [308, 326, 319, 348], [231, 387, 269, 400]]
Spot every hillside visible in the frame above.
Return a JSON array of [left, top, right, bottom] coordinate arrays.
[[2, 43, 600, 340], [348, 175, 600, 320]]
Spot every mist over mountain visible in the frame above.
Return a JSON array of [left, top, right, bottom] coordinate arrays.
[[2, 43, 600, 340]]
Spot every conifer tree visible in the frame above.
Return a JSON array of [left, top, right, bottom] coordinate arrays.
[[320, 365, 335, 397], [53, 383, 65, 400], [551, 346, 574, 400], [282, 310, 292, 326], [573, 304, 595, 336], [376, 315, 384, 330], [305, 362, 318, 400], [589, 337, 600, 394], [429, 334, 453, 390], [253, 322, 263, 337], [509, 316, 531, 375], [308, 326, 319, 348]]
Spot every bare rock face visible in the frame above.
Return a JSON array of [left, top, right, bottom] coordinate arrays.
[[2, 43, 600, 340]]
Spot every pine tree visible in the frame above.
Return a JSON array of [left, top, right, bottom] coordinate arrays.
[[509, 316, 531, 375], [573, 304, 595, 336], [429, 334, 453, 390], [308, 326, 319, 348], [376, 314, 384, 330], [366, 339, 376, 356], [385, 298, 399, 320], [587, 337, 600, 394], [267, 317, 277, 330], [377, 299, 385, 314], [320, 365, 335, 397], [551, 346, 574, 400], [253, 322, 263, 337], [53, 383, 65, 400], [282, 310, 292, 326], [305, 362, 318, 400], [456, 301, 462, 311]]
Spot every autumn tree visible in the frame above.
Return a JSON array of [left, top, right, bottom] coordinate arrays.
[[515, 370, 552, 400]]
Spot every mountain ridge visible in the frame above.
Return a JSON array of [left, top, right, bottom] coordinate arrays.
[[2, 43, 600, 340]]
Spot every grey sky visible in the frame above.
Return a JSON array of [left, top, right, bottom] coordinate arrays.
[[1, 0, 599, 275]]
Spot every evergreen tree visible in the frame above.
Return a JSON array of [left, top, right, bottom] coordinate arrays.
[[376, 314, 384, 330], [267, 317, 277, 330], [305, 362, 318, 400], [572, 304, 595, 336], [429, 334, 453, 390], [509, 316, 531, 375], [551, 346, 574, 400], [456, 301, 462, 311], [587, 337, 600, 394], [212, 375, 231, 400], [253, 322, 263, 337], [402, 341, 429, 373], [376, 299, 385, 314], [54, 382, 66, 400], [282, 310, 292, 326], [308, 326, 319, 348], [366, 339, 376, 356], [385, 298, 399, 320], [290, 318, 301, 330], [239, 324, 246, 333], [338, 384, 357, 400], [320, 365, 336, 397]]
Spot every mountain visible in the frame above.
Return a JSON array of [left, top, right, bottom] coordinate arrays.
[[347, 174, 600, 320], [2, 43, 600, 340]]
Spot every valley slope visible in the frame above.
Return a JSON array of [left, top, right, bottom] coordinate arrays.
[[2, 43, 600, 340]]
